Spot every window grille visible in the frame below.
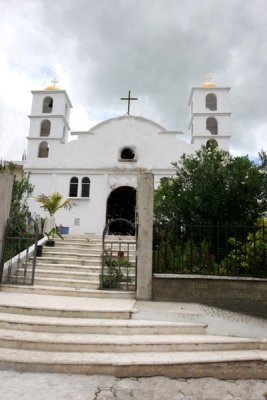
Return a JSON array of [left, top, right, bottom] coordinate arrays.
[[206, 93, 217, 111], [206, 117, 218, 135], [38, 141, 49, 158], [40, 120, 51, 137], [81, 177, 90, 197], [69, 177, 78, 197], [120, 147, 135, 160], [43, 96, 53, 113]]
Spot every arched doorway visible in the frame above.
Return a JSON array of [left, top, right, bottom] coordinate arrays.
[[106, 186, 136, 234]]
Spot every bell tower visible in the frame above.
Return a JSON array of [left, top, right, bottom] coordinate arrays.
[[188, 79, 231, 150], [26, 79, 72, 165]]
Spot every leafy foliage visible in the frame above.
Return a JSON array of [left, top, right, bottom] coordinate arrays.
[[10, 172, 34, 217], [154, 147, 266, 277], [220, 218, 267, 276], [36, 192, 73, 216], [0, 164, 35, 263], [0, 160, 17, 173], [153, 220, 266, 277], [1, 161, 34, 217], [154, 146, 267, 227], [101, 250, 133, 289], [44, 227, 64, 241]]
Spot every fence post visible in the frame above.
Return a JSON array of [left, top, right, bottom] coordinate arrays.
[[136, 172, 154, 301], [0, 171, 14, 277]]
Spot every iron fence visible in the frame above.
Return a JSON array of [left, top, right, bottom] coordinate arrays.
[[101, 240, 137, 291], [153, 221, 266, 277], [100, 219, 137, 291], [0, 215, 39, 285]]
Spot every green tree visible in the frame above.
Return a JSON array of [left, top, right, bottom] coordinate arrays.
[[0, 161, 34, 217], [10, 172, 34, 217], [154, 146, 267, 227]]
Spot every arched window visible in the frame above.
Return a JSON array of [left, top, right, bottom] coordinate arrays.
[[40, 120, 51, 137], [206, 139, 218, 149], [206, 117, 218, 135], [120, 147, 135, 160], [38, 141, 49, 158], [81, 177, 90, 197], [43, 96, 53, 113], [206, 93, 217, 110], [69, 177, 78, 197]]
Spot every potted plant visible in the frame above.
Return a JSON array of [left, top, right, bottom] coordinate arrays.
[[44, 227, 64, 247], [36, 192, 73, 240], [36, 244, 43, 256]]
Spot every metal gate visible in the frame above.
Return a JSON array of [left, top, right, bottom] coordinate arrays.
[[100, 218, 137, 291], [0, 215, 39, 285]]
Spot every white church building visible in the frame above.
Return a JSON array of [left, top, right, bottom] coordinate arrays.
[[24, 81, 231, 235]]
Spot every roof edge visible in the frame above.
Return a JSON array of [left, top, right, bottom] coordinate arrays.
[[88, 115, 167, 133]]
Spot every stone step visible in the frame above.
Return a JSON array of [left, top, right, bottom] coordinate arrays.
[[0, 313, 207, 334], [57, 238, 97, 243], [35, 263, 101, 272], [0, 329, 262, 353], [35, 262, 135, 274], [0, 284, 136, 299], [59, 241, 102, 246], [40, 251, 102, 259], [53, 243, 102, 249], [33, 277, 99, 290], [0, 292, 136, 321], [0, 348, 266, 378], [42, 247, 102, 254], [0, 304, 132, 319], [34, 269, 100, 281], [53, 241, 102, 246], [38, 257, 101, 266], [55, 242, 135, 249], [105, 236, 136, 242]]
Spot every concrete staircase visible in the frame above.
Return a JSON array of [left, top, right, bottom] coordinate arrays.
[[0, 235, 266, 378], [1, 235, 136, 299], [0, 292, 266, 378]]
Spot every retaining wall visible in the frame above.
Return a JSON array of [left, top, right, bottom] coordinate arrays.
[[152, 274, 267, 318]]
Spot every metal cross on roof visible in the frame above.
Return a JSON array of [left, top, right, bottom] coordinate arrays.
[[120, 90, 138, 115], [51, 77, 58, 86]]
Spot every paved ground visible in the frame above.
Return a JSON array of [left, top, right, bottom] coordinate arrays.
[[133, 301, 267, 339], [0, 371, 266, 399]]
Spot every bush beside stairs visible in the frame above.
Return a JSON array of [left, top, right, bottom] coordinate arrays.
[[0, 235, 266, 378]]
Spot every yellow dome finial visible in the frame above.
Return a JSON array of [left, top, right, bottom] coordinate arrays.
[[45, 77, 60, 90], [201, 76, 216, 87]]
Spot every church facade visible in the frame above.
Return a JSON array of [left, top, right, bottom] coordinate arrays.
[[24, 81, 231, 235]]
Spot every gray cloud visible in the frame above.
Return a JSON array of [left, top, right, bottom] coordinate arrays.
[[1, 0, 267, 159]]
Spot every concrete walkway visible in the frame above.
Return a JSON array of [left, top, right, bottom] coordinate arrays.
[[133, 300, 267, 339], [0, 371, 267, 399]]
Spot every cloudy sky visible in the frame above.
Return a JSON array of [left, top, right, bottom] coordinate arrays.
[[0, 0, 266, 161]]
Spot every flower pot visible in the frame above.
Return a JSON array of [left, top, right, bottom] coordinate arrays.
[[36, 245, 43, 257], [117, 251, 124, 259], [45, 240, 55, 247], [60, 226, 69, 234]]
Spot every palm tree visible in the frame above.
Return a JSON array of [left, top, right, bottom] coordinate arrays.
[[36, 192, 73, 241], [36, 192, 73, 216]]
